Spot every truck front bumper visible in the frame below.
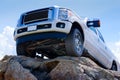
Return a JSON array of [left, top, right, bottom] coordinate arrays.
[[14, 20, 72, 41], [16, 32, 67, 45]]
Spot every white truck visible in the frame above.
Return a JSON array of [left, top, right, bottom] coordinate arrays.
[[14, 6, 119, 71]]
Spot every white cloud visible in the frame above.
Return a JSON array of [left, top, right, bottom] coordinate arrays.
[[0, 26, 16, 60], [107, 41, 120, 62]]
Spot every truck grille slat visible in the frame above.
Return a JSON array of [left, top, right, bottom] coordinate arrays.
[[23, 9, 49, 24]]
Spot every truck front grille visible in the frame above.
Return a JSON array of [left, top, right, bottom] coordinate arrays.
[[23, 9, 49, 24]]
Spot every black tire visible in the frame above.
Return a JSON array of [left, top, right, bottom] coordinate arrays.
[[111, 63, 117, 71], [65, 28, 84, 56], [17, 44, 36, 58]]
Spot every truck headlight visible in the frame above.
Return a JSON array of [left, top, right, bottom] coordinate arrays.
[[58, 9, 68, 20]]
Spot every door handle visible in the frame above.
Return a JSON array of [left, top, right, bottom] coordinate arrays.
[[105, 46, 107, 50], [98, 39, 100, 42]]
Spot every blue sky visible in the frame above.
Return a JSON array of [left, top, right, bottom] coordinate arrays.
[[0, 0, 120, 60]]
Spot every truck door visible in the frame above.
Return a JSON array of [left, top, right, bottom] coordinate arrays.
[[97, 29, 111, 67], [85, 27, 100, 58]]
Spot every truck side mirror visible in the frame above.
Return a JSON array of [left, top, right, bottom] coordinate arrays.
[[87, 20, 100, 27]]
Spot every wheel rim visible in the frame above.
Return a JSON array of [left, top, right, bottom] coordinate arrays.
[[74, 31, 83, 54]]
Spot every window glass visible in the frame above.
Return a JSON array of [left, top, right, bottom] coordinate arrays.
[[97, 29, 105, 43], [89, 27, 97, 34]]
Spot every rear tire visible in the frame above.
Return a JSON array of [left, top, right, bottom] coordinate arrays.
[[111, 63, 117, 71], [17, 44, 36, 58], [65, 28, 84, 56]]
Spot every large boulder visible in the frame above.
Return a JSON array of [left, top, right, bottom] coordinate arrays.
[[0, 55, 120, 80]]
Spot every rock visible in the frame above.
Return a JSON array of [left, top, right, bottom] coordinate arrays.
[[0, 55, 120, 80]]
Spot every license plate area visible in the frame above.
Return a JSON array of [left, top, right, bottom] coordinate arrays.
[[28, 26, 36, 31]]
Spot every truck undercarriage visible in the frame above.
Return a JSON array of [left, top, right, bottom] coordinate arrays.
[[18, 39, 66, 58]]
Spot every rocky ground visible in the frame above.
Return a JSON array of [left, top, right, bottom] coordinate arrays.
[[0, 55, 120, 80]]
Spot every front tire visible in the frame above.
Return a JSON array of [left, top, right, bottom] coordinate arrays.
[[65, 28, 84, 56]]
